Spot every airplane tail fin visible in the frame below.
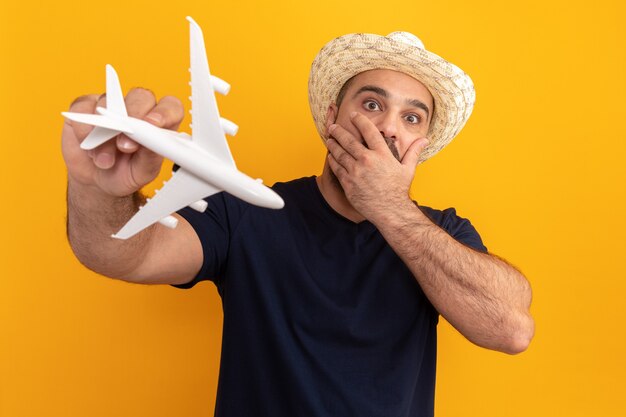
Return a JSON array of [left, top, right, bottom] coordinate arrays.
[[105, 64, 128, 117], [67, 65, 130, 149]]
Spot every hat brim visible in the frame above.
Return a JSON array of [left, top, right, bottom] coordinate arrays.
[[308, 33, 475, 162]]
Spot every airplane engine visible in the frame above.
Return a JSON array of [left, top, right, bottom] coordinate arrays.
[[210, 75, 231, 95], [220, 118, 239, 136], [189, 200, 208, 213], [158, 215, 179, 229]]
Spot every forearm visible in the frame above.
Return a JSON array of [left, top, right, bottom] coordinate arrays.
[[67, 179, 155, 280], [373, 199, 534, 354]]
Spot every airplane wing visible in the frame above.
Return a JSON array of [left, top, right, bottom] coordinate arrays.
[[113, 168, 221, 239], [187, 16, 236, 168]]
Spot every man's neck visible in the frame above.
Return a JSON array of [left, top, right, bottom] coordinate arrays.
[[316, 162, 367, 224]]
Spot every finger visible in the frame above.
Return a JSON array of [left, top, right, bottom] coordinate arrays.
[[328, 123, 366, 159], [125, 87, 157, 119], [130, 94, 183, 185], [128, 145, 163, 186], [145, 95, 185, 130], [116, 134, 140, 153], [350, 112, 386, 151], [327, 152, 348, 181], [122, 89, 163, 183], [112, 88, 157, 154], [90, 93, 118, 169], [69, 94, 99, 110], [401, 137, 430, 170], [66, 94, 99, 141], [98, 93, 139, 155], [326, 137, 355, 171], [95, 92, 107, 111], [119, 91, 184, 159]]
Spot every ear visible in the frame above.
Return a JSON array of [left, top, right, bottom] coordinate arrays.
[[324, 104, 338, 138]]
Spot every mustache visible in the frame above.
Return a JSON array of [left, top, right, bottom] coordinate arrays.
[[361, 137, 400, 161], [329, 133, 401, 162], [383, 137, 401, 161]]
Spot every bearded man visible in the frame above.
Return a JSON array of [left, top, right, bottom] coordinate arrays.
[[63, 30, 534, 417]]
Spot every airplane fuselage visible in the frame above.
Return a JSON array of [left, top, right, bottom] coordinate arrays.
[[101, 110, 284, 210]]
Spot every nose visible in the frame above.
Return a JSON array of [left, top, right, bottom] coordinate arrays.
[[376, 111, 398, 139]]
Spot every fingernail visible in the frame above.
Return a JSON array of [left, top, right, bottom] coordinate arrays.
[[328, 124, 337, 132], [145, 112, 163, 126], [350, 111, 357, 118], [119, 137, 136, 150], [95, 153, 114, 169]]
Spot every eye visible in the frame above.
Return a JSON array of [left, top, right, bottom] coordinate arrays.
[[404, 114, 422, 124], [363, 100, 381, 111]]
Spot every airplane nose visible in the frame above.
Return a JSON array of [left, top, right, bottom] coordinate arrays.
[[255, 185, 285, 209], [269, 193, 285, 209]]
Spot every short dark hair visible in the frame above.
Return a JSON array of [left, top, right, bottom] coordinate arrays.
[[335, 75, 357, 107]]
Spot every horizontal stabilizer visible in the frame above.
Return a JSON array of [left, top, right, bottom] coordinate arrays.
[[62, 112, 133, 149], [82, 126, 120, 149]]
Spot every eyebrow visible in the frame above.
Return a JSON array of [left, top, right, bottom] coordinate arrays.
[[353, 85, 431, 119]]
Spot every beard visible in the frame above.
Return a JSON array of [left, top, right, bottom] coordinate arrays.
[[328, 166, 343, 191]]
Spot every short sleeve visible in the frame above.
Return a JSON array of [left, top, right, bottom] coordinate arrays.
[[419, 206, 488, 253], [172, 192, 246, 289]]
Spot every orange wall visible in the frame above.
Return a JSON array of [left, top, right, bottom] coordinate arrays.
[[1, 0, 625, 416]]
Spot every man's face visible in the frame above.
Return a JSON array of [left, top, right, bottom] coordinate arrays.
[[325, 69, 434, 161]]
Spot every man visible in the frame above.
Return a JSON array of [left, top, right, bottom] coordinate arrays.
[[63, 30, 534, 417]]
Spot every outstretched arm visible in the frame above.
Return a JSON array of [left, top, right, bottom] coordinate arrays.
[[326, 112, 534, 354], [63, 90, 202, 285]]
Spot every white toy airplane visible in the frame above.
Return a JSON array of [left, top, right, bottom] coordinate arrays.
[[62, 17, 284, 239]]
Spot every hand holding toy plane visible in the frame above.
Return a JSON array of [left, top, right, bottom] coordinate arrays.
[[62, 17, 284, 240]]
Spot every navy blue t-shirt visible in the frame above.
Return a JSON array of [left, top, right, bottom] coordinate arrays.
[[176, 176, 487, 417]]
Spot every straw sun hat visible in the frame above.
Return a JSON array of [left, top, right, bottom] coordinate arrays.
[[308, 32, 475, 162]]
